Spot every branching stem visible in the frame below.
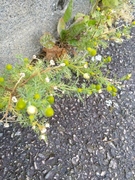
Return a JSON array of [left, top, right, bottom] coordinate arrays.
[[0, 65, 62, 123]]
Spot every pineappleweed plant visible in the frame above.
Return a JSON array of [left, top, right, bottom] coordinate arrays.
[[0, 0, 134, 141]]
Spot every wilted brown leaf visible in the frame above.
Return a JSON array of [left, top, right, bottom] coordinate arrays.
[[43, 45, 67, 60]]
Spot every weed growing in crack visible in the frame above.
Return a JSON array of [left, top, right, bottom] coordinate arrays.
[[0, 0, 134, 141]]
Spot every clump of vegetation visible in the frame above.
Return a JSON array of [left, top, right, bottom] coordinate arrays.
[[0, 0, 134, 141]]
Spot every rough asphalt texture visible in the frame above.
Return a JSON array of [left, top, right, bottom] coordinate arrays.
[[0, 26, 135, 180]]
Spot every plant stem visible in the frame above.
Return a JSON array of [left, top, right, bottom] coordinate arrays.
[[69, 64, 84, 75], [0, 85, 12, 92], [20, 65, 61, 87], [0, 93, 12, 123]]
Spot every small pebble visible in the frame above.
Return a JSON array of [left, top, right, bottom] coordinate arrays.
[[72, 155, 79, 165], [109, 159, 117, 169]]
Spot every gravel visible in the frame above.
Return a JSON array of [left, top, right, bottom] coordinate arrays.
[[0, 28, 135, 180]]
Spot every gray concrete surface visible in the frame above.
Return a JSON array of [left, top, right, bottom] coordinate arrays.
[[0, 0, 91, 70]]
